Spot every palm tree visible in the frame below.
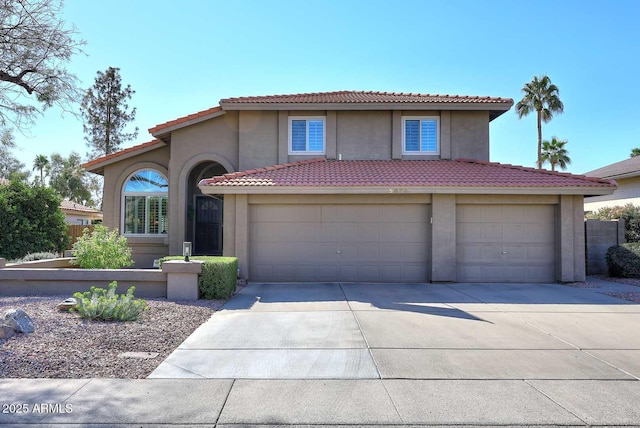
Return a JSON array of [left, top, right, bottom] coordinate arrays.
[[32, 154, 49, 186], [630, 148, 640, 158], [516, 75, 564, 169], [541, 137, 571, 171]]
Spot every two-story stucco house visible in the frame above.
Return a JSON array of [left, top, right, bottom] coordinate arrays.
[[83, 91, 615, 283], [584, 156, 640, 213]]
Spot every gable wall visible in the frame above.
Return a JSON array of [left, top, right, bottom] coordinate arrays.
[[584, 176, 640, 211], [450, 111, 490, 161]]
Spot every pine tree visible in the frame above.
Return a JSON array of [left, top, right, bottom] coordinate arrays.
[[81, 67, 138, 159]]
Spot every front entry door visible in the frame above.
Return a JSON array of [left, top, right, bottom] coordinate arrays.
[[194, 196, 223, 255]]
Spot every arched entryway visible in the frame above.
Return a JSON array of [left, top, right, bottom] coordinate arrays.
[[186, 162, 227, 255]]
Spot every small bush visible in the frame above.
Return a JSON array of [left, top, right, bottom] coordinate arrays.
[[70, 225, 134, 269], [606, 243, 640, 278], [17, 252, 60, 262], [160, 256, 238, 299], [72, 281, 148, 321]]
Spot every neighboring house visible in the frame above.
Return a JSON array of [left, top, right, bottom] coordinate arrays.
[[83, 91, 615, 282], [584, 156, 640, 212], [60, 199, 103, 225]]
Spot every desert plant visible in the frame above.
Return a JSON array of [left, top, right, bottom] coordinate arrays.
[[17, 252, 60, 262], [72, 281, 148, 321], [159, 256, 238, 299], [606, 243, 640, 278], [70, 224, 133, 269]]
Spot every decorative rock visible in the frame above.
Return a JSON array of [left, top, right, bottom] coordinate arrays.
[[57, 297, 78, 311], [0, 325, 15, 340], [4, 309, 35, 334]]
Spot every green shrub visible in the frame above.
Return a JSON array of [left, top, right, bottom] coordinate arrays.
[[160, 256, 238, 299], [70, 225, 134, 269], [606, 243, 640, 278], [0, 179, 70, 260], [586, 204, 640, 242], [72, 281, 148, 321], [17, 252, 60, 262]]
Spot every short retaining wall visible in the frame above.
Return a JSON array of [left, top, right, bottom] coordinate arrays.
[[0, 259, 201, 299]]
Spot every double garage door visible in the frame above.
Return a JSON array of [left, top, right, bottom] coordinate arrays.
[[249, 204, 431, 282], [248, 202, 556, 283]]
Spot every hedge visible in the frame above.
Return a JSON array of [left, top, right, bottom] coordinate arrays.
[[606, 243, 640, 278], [159, 256, 238, 299]]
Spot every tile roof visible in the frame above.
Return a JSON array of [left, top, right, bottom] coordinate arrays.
[[220, 90, 513, 105], [585, 156, 640, 179], [60, 200, 102, 214], [199, 158, 615, 190], [149, 106, 223, 134], [83, 140, 164, 170]]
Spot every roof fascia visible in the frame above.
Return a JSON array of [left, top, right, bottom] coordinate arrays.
[[220, 101, 513, 113], [84, 141, 166, 174], [149, 109, 226, 138], [199, 185, 616, 196]]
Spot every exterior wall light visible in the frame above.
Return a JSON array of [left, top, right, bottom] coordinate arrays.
[[183, 242, 192, 262]]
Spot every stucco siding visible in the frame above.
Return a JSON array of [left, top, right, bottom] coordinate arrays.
[[335, 111, 392, 160], [239, 111, 279, 170], [450, 111, 490, 161], [584, 176, 640, 211]]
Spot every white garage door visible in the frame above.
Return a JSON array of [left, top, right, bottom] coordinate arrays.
[[457, 205, 556, 282], [249, 204, 430, 282]]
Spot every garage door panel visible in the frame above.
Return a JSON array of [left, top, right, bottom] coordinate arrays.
[[250, 203, 430, 282], [457, 204, 555, 283]]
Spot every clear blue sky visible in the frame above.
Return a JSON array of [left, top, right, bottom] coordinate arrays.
[[11, 0, 640, 176]]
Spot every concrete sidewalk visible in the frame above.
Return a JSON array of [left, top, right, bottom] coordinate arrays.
[[2, 278, 640, 426]]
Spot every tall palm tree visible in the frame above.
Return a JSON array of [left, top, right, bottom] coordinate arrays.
[[541, 137, 571, 171], [32, 154, 49, 186], [516, 75, 564, 169]]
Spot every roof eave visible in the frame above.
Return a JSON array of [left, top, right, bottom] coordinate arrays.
[[83, 141, 167, 174], [219, 101, 513, 116], [149, 109, 226, 138], [198, 185, 616, 196]]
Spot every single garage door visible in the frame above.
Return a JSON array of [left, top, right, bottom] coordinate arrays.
[[249, 204, 430, 282], [457, 204, 556, 282]]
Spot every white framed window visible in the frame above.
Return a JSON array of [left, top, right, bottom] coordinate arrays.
[[289, 117, 326, 154], [402, 116, 440, 155], [122, 169, 168, 236]]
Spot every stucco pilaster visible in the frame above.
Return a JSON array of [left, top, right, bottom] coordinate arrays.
[[573, 195, 586, 281], [431, 194, 456, 282], [235, 194, 249, 279], [278, 111, 288, 164], [223, 194, 236, 258], [440, 111, 451, 159], [559, 195, 575, 282], [392, 111, 402, 159], [326, 111, 337, 160]]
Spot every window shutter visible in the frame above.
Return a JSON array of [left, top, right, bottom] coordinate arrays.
[[421, 120, 437, 152], [291, 120, 307, 151], [308, 120, 324, 152], [405, 120, 420, 151]]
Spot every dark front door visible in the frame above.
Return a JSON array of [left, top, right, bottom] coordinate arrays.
[[194, 196, 223, 255]]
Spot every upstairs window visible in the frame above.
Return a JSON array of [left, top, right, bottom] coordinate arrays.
[[402, 116, 439, 155], [289, 117, 325, 154], [122, 169, 168, 235]]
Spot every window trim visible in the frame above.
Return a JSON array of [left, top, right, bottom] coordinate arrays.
[[402, 116, 440, 155], [288, 116, 326, 155], [121, 169, 169, 237]]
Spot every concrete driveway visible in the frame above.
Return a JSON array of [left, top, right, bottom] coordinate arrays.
[[150, 280, 640, 381]]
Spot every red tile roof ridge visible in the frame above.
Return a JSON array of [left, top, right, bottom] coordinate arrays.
[[149, 106, 222, 134], [200, 158, 326, 185], [454, 158, 616, 186], [220, 90, 513, 104], [83, 140, 163, 169]]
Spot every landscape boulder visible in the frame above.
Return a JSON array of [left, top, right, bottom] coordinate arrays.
[[57, 297, 78, 311], [3, 308, 35, 334]]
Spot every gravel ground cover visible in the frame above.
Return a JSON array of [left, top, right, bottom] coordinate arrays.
[[0, 296, 224, 378]]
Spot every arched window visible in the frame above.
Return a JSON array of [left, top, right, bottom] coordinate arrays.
[[122, 169, 168, 235]]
